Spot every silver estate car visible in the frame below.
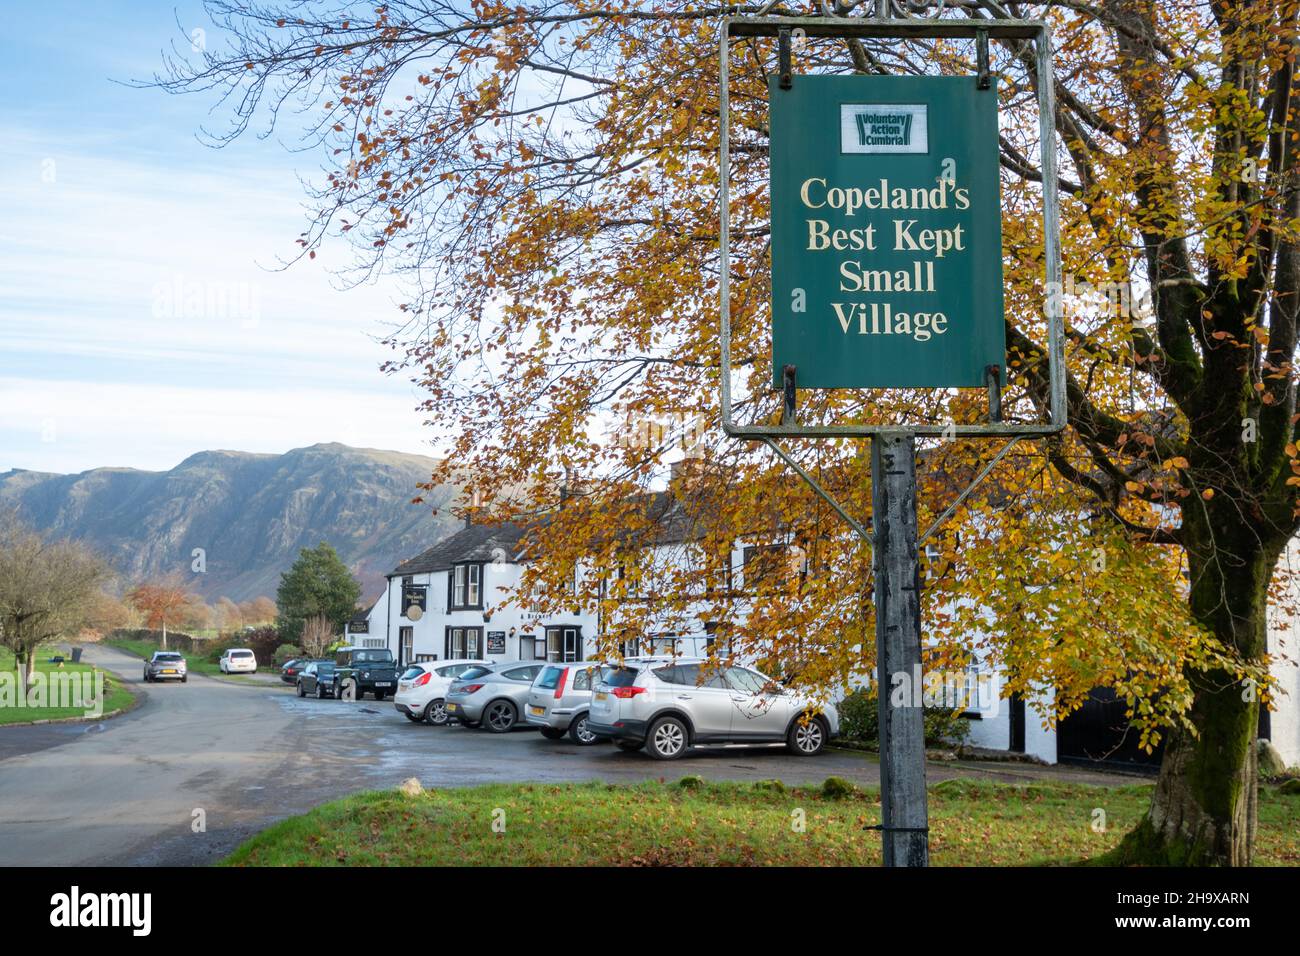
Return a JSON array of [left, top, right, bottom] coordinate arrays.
[[587, 658, 839, 760], [525, 662, 603, 745], [444, 661, 546, 732]]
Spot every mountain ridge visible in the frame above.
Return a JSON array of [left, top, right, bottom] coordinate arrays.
[[0, 443, 462, 602]]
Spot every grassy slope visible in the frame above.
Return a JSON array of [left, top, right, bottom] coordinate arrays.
[[223, 777, 1300, 867], [0, 646, 135, 725]]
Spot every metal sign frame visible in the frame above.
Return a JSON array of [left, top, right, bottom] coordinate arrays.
[[718, 15, 1065, 439]]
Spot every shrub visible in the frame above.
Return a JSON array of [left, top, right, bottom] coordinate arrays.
[[821, 776, 857, 799], [753, 779, 787, 794], [837, 686, 971, 748], [677, 775, 705, 790], [273, 644, 304, 666]]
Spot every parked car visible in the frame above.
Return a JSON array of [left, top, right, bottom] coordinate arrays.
[[332, 647, 400, 700], [218, 648, 258, 674], [587, 658, 839, 760], [280, 658, 310, 684], [444, 661, 547, 732], [296, 660, 337, 698], [394, 659, 488, 725], [143, 651, 188, 683], [525, 662, 604, 744]]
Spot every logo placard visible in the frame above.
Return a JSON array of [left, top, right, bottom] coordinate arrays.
[[841, 104, 928, 154]]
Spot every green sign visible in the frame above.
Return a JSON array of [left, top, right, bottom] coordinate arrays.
[[770, 75, 1005, 388]]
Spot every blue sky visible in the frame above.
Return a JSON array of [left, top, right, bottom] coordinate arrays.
[[0, 2, 436, 474]]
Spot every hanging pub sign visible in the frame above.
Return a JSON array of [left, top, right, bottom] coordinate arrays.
[[769, 75, 1005, 388], [401, 584, 427, 618]]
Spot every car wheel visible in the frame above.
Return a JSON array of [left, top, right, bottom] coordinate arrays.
[[616, 740, 643, 752], [540, 727, 565, 740], [483, 700, 517, 733], [787, 715, 827, 756], [568, 713, 599, 746], [181, 675, 187, 683], [316, 683, 325, 700], [296, 681, 305, 698], [424, 699, 448, 726], [645, 716, 688, 760]]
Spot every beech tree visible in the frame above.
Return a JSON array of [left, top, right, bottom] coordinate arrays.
[[159, 1, 1300, 864], [127, 575, 205, 649]]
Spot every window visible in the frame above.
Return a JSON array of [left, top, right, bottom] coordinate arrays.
[[457, 665, 493, 681], [725, 667, 773, 695], [446, 626, 483, 659], [654, 663, 727, 688], [536, 666, 565, 690], [573, 667, 593, 692], [545, 626, 582, 662], [450, 563, 484, 609], [743, 544, 792, 590], [503, 664, 543, 682], [400, 626, 413, 663], [519, 634, 546, 661]]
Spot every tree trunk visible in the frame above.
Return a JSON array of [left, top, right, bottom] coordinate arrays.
[[1110, 523, 1272, 865], [161, 620, 168, 651]]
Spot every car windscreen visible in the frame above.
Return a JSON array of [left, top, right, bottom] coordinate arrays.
[[456, 665, 493, 681], [355, 651, 392, 663], [536, 666, 564, 690], [600, 666, 641, 688], [154, 653, 182, 661], [231, 650, 254, 658], [400, 666, 426, 680], [316, 662, 335, 673]]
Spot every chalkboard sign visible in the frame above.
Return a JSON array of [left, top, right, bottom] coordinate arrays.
[[486, 631, 506, 654]]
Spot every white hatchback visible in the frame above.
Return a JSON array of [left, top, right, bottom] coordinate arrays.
[[218, 648, 258, 674], [394, 659, 489, 725]]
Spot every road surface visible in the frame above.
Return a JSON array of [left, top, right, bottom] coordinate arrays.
[[0, 644, 1131, 866]]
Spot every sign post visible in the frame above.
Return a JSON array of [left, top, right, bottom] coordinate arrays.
[[718, 14, 1065, 868], [870, 432, 928, 866]]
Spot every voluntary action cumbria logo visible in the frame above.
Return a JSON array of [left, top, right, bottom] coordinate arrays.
[[842, 103, 928, 154], [0, 670, 105, 718]]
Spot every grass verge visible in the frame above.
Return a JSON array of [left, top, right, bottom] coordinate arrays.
[[223, 776, 1300, 866], [0, 646, 136, 725]]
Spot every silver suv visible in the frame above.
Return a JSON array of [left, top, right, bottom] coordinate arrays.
[[587, 658, 838, 760], [525, 662, 603, 745]]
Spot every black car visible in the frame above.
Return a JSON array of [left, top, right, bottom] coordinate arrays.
[[296, 661, 337, 698], [280, 658, 310, 684], [332, 647, 399, 701]]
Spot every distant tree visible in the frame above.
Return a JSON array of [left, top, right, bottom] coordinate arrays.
[[214, 596, 243, 631], [275, 543, 361, 654], [0, 515, 111, 690], [126, 575, 204, 650], [242, 596, 278, 626]]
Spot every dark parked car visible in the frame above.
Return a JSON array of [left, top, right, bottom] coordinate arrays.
[[280, 658, 310, 684], [296, 661, 337, 698], [332, 647, 399, 700]]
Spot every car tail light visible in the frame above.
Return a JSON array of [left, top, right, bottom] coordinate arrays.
[[461, 683, 484, 694], [554, 668, 569, 699], [413, 672, 431, 687], [611, 686, 646, 699]]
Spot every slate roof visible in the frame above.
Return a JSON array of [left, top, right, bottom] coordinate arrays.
[[390, 522, 530, 576]]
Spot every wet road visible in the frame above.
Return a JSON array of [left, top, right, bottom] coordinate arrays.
[[0, 644, 1129, 866]]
